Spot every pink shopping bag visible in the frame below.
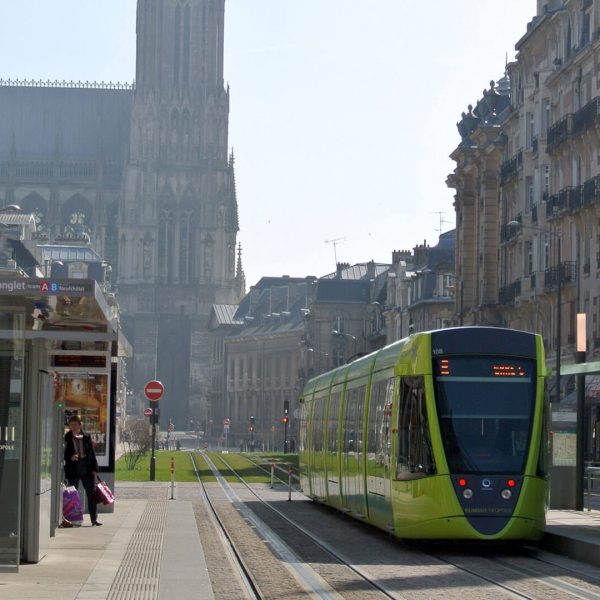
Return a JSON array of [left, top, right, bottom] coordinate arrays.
[[94, 478, 114, 506]]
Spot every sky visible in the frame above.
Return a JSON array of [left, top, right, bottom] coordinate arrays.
[[0, 1, 537, 286]]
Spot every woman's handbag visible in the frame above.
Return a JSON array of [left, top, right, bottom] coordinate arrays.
[[62, 484, 84, 525], [94, 477, 115, 506]]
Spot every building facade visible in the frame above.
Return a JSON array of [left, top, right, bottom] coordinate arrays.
[[449, 0, 600, 462], [0, 0, 243, 427]]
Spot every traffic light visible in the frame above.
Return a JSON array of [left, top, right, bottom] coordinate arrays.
[[249, 426, 254, 432], [282, 416, 289, 424], [283, 400, 289, 415]]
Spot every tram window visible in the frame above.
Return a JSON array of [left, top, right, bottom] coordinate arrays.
[[343, 385, 366, 453], [433, 355, 536, 474], [367, 378, 394, 477], [396, 376, 435, 479], [312, 395, 327, 452], [328, 391, 342, 452]]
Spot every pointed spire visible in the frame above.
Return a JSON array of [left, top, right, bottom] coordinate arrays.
[[236, 242, 246, 298]]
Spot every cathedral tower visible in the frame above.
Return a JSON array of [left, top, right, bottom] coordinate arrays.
[[118, 0, 241, 427]]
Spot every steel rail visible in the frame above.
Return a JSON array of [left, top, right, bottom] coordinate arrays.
[[188, 452, 263, 600]]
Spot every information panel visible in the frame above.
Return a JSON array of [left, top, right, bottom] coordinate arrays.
[[54, 373, 111, 467]]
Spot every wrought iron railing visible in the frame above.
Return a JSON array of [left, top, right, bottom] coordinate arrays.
[[500, 149, 523, 185], [547, 114, 573, 154]]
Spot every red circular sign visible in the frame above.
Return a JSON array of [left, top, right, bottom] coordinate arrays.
[[144, 408, 153, 417], [223, 418, 231, 425], [144, 380, 164, 402]]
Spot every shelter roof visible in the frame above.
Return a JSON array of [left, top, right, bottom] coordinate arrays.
[[39, 245, 103, 263]]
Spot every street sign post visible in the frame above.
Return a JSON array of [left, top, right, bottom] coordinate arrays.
[[144, 380, 164, 481]]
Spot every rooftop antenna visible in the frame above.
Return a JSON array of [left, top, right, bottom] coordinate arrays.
[[325, 237, 346, 267], [431, 211, 451, 234]]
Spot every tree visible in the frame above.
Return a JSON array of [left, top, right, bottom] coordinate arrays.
[[121, 418, 152, 470]]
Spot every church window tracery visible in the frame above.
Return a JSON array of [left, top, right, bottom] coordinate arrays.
[[19, 192, 48, 234], [61, 194, 93, 238]]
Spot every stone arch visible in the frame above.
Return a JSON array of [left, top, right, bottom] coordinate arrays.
[[19, 192, 49, 234], [61, 193, 93, 237]]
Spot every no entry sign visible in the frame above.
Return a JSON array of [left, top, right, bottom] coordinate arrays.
[[144, 380, 164, 402]]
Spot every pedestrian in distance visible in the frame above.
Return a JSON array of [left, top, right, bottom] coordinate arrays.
[[64, 415, 102, 526]]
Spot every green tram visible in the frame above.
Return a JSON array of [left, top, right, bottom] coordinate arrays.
[[299, 327, 549, 540]]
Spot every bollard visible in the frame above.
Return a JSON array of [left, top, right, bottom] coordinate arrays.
[[170, 457, 175, 500], [288, 465, 292, 502], [270, 460, 275, 489]]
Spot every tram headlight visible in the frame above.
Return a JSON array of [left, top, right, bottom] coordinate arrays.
[[462, 488, 473, 499], [501, 489, 512, 500]]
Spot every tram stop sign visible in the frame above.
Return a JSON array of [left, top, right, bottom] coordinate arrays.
[[144, 380, 164, 402]]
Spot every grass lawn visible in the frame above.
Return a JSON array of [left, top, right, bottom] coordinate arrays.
[[207, 451, 275, 484], [116, 451, 201, 482]]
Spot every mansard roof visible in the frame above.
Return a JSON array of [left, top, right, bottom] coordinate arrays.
[[0, 85, 132, 159]]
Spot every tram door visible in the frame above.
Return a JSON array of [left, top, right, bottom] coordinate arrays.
[[365, 375, 394, 530], [341, 381, 367, 518]]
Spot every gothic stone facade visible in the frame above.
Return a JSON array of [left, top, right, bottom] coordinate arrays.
[[0, 0, 242, 427]]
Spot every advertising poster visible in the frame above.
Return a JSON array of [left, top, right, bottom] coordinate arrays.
[[55, 373, 110, 467]]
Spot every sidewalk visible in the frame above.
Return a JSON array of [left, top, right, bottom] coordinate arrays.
[[0, 483, 214, 600], [543, 508, 600, 567]]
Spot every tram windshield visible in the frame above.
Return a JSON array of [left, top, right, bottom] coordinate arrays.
[[433, 355, 536, 474]]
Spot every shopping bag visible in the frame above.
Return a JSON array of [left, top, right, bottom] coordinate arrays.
[[94, 478, 115, 506], [62, 485, 84, 524]]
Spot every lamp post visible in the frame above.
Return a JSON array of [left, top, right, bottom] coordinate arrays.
[[508, 221, 562, 404], [331, 330, 358, 362]]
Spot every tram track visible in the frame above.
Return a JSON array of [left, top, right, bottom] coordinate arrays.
[[207, 451, 399, 599], [189, 452, 263, 600], [206, 451, 600, 600]]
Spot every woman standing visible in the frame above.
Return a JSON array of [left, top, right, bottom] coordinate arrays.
[[64, 415, 101, 526]]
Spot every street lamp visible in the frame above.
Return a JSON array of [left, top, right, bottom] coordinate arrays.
[[508, 221, 562, 404], [331, 330, 358, 362]]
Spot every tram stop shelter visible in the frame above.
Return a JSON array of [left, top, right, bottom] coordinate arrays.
[[0, 275, 131, 572], [548, 361, 600, 509]]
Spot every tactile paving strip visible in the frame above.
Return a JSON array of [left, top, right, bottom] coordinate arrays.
[[107, 501, 168, 600]]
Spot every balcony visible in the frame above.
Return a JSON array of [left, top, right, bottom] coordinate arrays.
[[547, 114, 573, 154], [499, 279, 521, 305], [565, 185, 583, 212], [583, 176, 600, 207], [500, 149, 523, 185], [544, 261, 577, 290], [546, 98, 600, 155]]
